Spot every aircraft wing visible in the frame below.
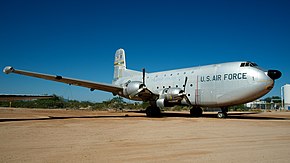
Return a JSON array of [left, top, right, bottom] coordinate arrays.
[[3, 66, 123, 95]]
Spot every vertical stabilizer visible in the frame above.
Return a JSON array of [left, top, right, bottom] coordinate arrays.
[[113, 48, 126, 81]]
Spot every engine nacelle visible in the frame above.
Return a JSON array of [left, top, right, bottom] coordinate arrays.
[[160, 88, 184, 101], [123, 81, 145, 99], [156, 88, 185, 108]]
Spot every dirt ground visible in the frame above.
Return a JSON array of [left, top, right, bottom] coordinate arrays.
[[1, 108, 290, 163]]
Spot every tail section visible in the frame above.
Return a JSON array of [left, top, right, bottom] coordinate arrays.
[[113, 48, 142, 83], [114, 48, 126, 81]]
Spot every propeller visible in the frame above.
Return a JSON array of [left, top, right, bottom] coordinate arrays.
[[183, 76, 188, 92], [182, 76, 192, 106]]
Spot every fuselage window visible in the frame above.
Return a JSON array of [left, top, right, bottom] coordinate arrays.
[[176, 85, 178, 87], [190, 84, 193, 87]]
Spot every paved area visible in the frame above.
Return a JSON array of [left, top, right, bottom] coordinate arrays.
[[1, 108, 290, 162]]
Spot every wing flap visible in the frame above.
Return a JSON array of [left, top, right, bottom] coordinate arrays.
[[4, 66, 123, 94]]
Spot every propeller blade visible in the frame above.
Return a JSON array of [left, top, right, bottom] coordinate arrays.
[[182, 76, 192, 105], [184, 95, 192, 106], [142, 68, 146, 85], [183, 77, 188, 92]]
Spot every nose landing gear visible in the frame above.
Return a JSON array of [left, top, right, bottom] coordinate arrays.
[[217, 107, 228, 118]]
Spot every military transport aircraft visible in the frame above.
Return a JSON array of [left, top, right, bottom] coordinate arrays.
[[3, 49, 282, 118]]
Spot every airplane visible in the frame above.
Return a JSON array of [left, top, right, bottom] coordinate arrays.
[[3, 48, 282, 118]]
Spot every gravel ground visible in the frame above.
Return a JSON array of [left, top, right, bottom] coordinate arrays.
[[1, 108, 290, 163]]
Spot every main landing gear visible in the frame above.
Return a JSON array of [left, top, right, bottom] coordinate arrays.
[[217, 107, 228, 118], [190, 107, 203, 117], [189, 106, 228, 118], [146, 106, 161, 117], [145, 106, 228, 118]]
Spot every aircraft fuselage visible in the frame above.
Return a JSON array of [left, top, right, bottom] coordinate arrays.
[[115, 61, 274, 108]]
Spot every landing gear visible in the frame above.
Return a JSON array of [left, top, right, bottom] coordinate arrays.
[[217, 107, 228, 118], [146, 106, 161, 117], [190, 107, 203, 117]]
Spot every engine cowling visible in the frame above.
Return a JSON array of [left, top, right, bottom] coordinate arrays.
[[160, 88, 185, 101], [123, 81, 145, 99], [156, 88, 185, 108]]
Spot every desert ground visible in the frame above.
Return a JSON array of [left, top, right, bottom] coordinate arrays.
[[1, 108, 290, 163]]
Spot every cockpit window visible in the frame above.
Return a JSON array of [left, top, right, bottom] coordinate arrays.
[[240, 61, 265, 71], [250, 62, 258, 67], [240, 62, 259, 68]]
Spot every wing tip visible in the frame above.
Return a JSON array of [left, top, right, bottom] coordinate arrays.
[[3, 66, 14, 74]]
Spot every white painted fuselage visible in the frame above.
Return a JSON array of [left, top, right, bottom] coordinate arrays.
[[114, 61, 274, 108]]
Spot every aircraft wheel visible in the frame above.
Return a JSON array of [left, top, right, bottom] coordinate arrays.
[[190, 107, 203, 117], [146, 106, 161, 117], [217, 112, 227, 118]]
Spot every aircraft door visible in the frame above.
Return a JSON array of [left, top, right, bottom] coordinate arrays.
[[185, 75, 201, 105], [198, 66, 218, 105]]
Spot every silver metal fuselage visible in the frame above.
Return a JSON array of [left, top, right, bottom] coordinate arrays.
[[115, 61, 274, 107]]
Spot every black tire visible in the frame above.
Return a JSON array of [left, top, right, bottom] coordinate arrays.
[[190, 107, 203, 117], [217, 112, 227, 118], [146, 106, 161, 117]]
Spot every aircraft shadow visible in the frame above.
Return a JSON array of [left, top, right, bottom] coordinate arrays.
[[164, 112, 289, 120], [0, 112, 288, 122], [0, 115, 144, 122], [132, 111, 290, 120]]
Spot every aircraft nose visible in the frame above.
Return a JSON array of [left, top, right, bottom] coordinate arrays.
[[267, 70, 282, 80]]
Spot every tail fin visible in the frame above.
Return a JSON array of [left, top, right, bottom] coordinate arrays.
[[113, 48, 142, 83], [113, 48, 126, 81]]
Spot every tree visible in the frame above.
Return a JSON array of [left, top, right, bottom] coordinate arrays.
[[263, 96, 281, 103], [109, 97, 125, 103]]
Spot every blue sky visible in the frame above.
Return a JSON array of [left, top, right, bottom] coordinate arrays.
[[0, 0, 289, 102]]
